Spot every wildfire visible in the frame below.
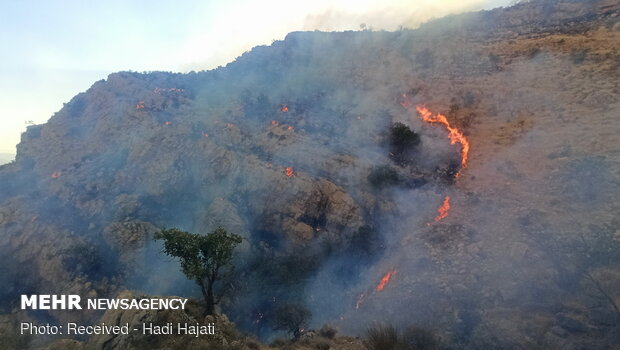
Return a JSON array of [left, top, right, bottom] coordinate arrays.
[[164, 121, 172, 125], [136, 101, 145, 110], [416, 106, 470, 176], [281, 104, 289, 112], [287, 126, 294, 131], [434, 196, 451, 222], [50, 171, 61, 179], [226, 123, 235, 129], [271, 120, 279, 126], [203, 132, 209, 138], [376, 269, 397, 292], [285, 167, 294, 177]]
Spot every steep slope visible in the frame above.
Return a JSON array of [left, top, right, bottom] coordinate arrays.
[[1, 0, 619, 349]]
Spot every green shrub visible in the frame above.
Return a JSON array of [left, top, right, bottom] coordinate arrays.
[[313, 339, 332, 350], [364, 324, 403, 350], [364, 324, 443, 350], [318, 324, 338, 339], [245, 340, 261, 350], [389, 122, 420, 165], [272, 303, 312, 340], [368, 165, 401, 189], [390, 123, 420, 152]]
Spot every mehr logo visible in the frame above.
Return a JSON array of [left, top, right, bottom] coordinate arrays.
[[21, 295, 82, 310]]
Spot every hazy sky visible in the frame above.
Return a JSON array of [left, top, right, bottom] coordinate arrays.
[[0, 0, 510, 155]]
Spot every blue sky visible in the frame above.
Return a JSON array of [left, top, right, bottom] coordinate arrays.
[[0, 0, 509, 154]]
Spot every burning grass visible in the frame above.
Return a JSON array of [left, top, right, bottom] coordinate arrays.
[[416, 106, 470, 177], [376, 269, 397, 292], [433, 196, 451, 223]]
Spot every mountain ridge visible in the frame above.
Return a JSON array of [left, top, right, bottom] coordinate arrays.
[[1, 0, 619, 349]]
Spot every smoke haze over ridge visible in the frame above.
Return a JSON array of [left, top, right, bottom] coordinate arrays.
[[0, 0, 511, 154]]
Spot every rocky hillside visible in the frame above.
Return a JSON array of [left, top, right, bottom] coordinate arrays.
[[1, 0, 619, 349]]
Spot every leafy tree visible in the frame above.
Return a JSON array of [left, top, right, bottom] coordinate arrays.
[[272, 303, 312, 340], [155, 227, 242, 315]]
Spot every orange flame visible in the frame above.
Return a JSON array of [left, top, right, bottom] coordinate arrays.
[[287, 126, 294, 131], [416, 106, 470, 176], [50, 171, 61, 179], [376, 269, 397, 292], [203, 132, 209, 138], [285, 167, 294, 177], [434, 196, 451, 222], [281, 104, 289, 112], [136, 101, 145, 110], [271, 120, 279, 126], [164, 121, 172, 125]]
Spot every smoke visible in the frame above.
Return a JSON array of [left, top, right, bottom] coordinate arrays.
[[178, 0, 511, 71], [1, 0, 619, 348]]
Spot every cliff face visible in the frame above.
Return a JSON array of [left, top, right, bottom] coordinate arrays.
[[1, 0, 620, 349]]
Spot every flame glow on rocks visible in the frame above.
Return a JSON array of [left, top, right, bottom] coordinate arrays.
[[416, 105, 470, 177], [376, 269, 397, 292]]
